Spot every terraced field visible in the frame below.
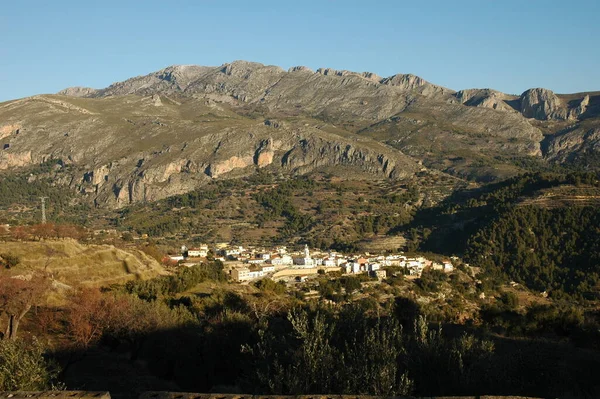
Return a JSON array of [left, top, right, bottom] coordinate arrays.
[[0, 239, 168, 296], [517, 184, 600, 208]]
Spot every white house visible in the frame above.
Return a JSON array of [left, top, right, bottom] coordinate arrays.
[[322, 258, 338, 267], [271, 254, 294, 265], [344, 262, 361, 274], [248, 270, 264, 279], [188, 244, 209, 257], [232, 268, 251, 282], [261, 265, 275, 273], [223, 246, 244, 257]]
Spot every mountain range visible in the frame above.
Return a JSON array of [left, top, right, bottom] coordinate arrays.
[[1, 60, 599, 207]]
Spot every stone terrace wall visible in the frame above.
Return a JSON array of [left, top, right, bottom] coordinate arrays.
[[0, 393, 542, 399], [139, 392, 542, 399]]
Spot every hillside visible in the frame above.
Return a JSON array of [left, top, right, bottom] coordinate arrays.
[[0, 239, 167, 296], [0, 60, 599, 209]]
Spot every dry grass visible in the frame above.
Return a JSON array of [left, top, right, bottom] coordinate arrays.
[[0, 239, 168, 293]]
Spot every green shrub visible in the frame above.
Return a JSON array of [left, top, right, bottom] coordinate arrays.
[[0, 338, 60, 391], [0, 253, 20, 269]]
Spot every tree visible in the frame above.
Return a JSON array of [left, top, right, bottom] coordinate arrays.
[[11, 226, 29, 241], [66, 288, 120, 348], [0, 338, 60, 390], [341, 276, 361, 295], [67, 288, 195, 359], [31, 223, 55, 240], [0, 274, 49, 340]]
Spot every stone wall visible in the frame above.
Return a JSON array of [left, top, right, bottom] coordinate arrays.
[[0, 392, 542, 399], [0, 392, 110, 399]]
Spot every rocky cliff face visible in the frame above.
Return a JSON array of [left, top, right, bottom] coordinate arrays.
[[454, 89, 518, 112], [520, 88, 567, 120], [544, 124, 600, 165], [456, 88, 599, 122]]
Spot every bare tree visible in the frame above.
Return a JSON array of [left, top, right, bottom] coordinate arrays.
[[0, 274, 49, 340], [66, 288, 118, 348]]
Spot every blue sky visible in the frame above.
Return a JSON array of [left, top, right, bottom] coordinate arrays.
[[1, 0, 598, 101]]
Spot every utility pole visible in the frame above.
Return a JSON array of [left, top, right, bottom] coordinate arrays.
[[39, 197, 48, 224]]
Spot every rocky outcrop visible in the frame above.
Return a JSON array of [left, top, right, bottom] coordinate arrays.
[[568, 94, 590, 120], [254, 139, 275, 167], [520, 88, 567, 120], [0, 123, 21, 140], [381, 73, 429, 90], [57, 86, 98, 97], [205, 155, 254, 178], [381, 73, 453, 96], [314, 68, 382, 82], [151, 94, 162, 106], [0, 151, 32, 169], [454, 89, 517, 112], [457, 88, 595, 123], [288, 66, 313, 73], [544, 126, 600, 163], [280, 137, 415, 179]]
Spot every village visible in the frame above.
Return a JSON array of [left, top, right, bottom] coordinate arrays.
[[167, 243, 456, 283]]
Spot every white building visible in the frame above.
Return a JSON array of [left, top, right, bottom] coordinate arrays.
[[248, 270, 264, 279], [261, 265, 275, 273], [344, 262, 361, 274], [223, 246, 244, 257], [293, 245, 315, 267], [443, 260, 454, 272], [232, 268, 251, 282], [322, 258, 338, 267], [188, 248, 207, 257], [271, 254, 294, 265]]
